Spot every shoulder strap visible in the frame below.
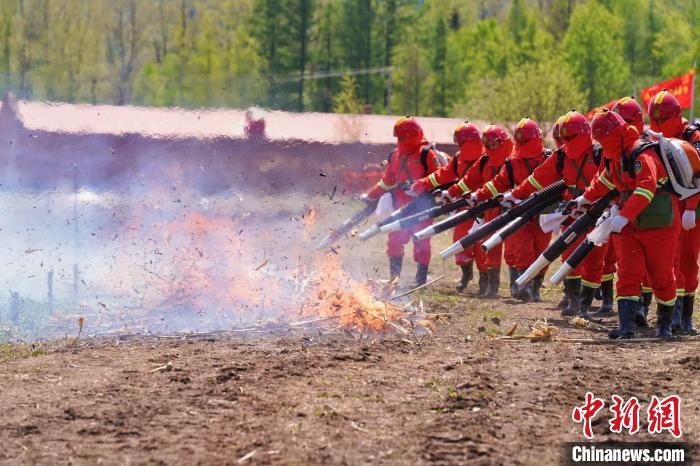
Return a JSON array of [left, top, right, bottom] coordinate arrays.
[[683, 124, 699, 142], [452, 151, 459, 174], [624, 141, 659, 178], [504, 158, 515, 187], [420, 145, 431, 175], [479, 155, 489, 172], [556, 148, 565, 177], [592, 142, 603, 166]]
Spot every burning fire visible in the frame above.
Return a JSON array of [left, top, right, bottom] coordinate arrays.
[[303, 253, 405, 333], [109, 201, 410, 335]]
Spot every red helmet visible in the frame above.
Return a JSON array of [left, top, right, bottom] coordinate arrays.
[[559, 111, 591, 140], [591, 109, 627, 141], [393, 116, 423, 139], [453, 121, 481, 146], [648, 90, 683, 135], [552, 115, 565, 147], [612, 97, 643, 133], [514, 118, 542, 145], [482, 124, 509, 150]]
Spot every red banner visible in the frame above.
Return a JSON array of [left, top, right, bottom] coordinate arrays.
[[584, 99, 617, 121], [640, 70, 695, 112]]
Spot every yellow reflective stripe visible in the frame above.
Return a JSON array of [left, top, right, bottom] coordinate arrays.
[[599, 173, 616, 190], [565, 275, 581, 280], [428, 173, 440, 188], [528, 175, 543, 190], [676, 288, 686, 297], [656, 296, 677, 306], [617, 296, 640, 302], [457, 179, 469, 194], [658, 177, 668, 185], [485, 181, 500, 197], [633, 187, 654, 202], [641, 286, 653, 293], [601, 273, 615, 282], [377, 179, 396, 191], [686, 291, 696, 297], [581, 279, 601, 289]]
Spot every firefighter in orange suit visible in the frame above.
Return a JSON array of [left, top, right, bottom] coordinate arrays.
[[440, 125, 513, 298], [648, 90, 700, 335], [509, 111, 606, 317], [363, 116, 445, 286], [577, 109, 680, 338], [469, 118, 551, 302], [411, 122, 483, 292]]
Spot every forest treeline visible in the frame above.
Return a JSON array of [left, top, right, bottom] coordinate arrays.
[[0, 0, 697, 122]]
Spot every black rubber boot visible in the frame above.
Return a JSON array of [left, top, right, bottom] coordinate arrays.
[[656, 302, 675, 338], [561, 278, 582, 317], [635, 292, 652, 327], [456, 262, 473, 292], [509, 267, 519, 298], [671, 297, 682, 334], [477, 271, 489, 298], [485, 268, 500, 299], [389, 256, 403, 281], [579, 285, 596, 319], [415, 263, 429, 287], [515, 269, 533, 302], [594, 286, 602, 301], [531, 274, 544, 303], [595, 279, 614, 316], [557, 287, 569, 309], [681, 295, 698, 335], [608, 299, 637, 339]]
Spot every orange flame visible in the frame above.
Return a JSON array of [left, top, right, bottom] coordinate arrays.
[[303, 253, 404, 333]]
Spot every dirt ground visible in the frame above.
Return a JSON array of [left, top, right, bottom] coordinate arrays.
[[1, 278, 700, 466]]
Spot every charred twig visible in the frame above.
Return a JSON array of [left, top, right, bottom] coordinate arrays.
[[390, 275, 445, 300]]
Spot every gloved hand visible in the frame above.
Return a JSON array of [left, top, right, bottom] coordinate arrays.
[[682, 210, 696, 230], [570, 195, 593, 218], [437, 190, 454, 205], [610, 215, 629, 233], [500, 192, 520, 208], [464, 192, 479, 207], [574, 195, 592, 210], [410, 180, 429, 196], [357, 192, 373, 204]]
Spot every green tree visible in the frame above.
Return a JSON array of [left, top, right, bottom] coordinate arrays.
[[339, 0, 374, 104], [562, 1, 631, 109], [430, 14, 448, 116], [333, 74, 364, 114], [392, 40, 428, 115], [454, 57, 587, 123]]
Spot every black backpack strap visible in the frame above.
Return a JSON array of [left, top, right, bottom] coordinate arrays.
[[683, 124, 699, 142], [479, 155, 489, 173], [420, 145, 431, 175], [504, 158, 515, 187], [592, 142, 603, 166], [452, 151, 460, 175], [555, 148, 565, 177], [623, 141, 659, 178]]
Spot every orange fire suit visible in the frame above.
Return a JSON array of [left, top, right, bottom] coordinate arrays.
[[583, 128, 678, 304], [472, 147, 551, 270], [446, 141, 513, 272], [413, 149, 480, 266], [511, 144, 608, 288], [367, 140, 444, 266]]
